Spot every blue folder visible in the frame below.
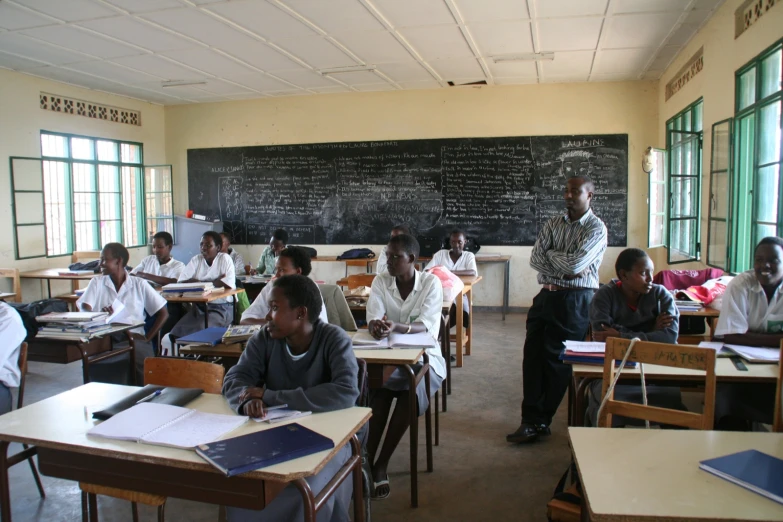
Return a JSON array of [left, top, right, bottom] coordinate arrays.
[[699, 449, 783, 505], [177, 327, 227, 346], [196, 422, 335, 477]]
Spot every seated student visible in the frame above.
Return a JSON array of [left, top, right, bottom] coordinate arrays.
[[376, 225, 410, 275], [254, 229, 288, 275], [77, 243, 169, 382], [169, 231, 235, 342], [586, 248, 681, 426], [220, 232, 248, 276], [426, 229, 477, 326], [713, 236, 783, 430], [223, 275, 359, 522], [366, 234, 445, 499], [0, 302, 26, 415], [241, 247, 328, 326]]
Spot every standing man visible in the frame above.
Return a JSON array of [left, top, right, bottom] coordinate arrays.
[[507, 176, 607, 444]]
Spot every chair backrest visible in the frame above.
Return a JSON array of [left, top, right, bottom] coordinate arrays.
[[346, 273, 375, 290], [0, 268, 22, 303], [16, 342, 28, 410], [318, 283, 358, 331], [356, 358, 369, 407], [143, 357, 225, 394], [774, 340, 783, 433], [600, 338, 716, 430]]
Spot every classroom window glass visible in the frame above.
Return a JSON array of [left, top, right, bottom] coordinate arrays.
[[144, 165, 175, 240], [666, 99, 703, 264], [730, 39, 783, 273], [648, 148, 667, 248], [707, 119, 732, 270]]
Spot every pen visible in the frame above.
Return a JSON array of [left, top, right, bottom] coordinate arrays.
[[265, 404, 288, 411], [136, 389, 163, 404]]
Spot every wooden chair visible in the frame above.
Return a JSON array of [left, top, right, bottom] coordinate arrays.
[[0, 268, 22, 302], [4, 343, 46, 500], [599, 338, 717, 429], [80, 358, 226, 522], [774, 339, 783, 433], [346, 273, 376, 290]]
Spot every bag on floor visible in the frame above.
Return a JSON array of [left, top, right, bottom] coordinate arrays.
[[8, 299, 69, 341], [547, 461, 582, 522]]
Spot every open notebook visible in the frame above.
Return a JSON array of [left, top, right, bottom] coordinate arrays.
[[88, 402, 247, 449], [352, 330, 438, 349]]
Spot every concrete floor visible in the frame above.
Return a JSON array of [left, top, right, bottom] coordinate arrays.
[[6, 312, 572, 521]]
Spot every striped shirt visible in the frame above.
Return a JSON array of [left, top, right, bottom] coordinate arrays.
[[530, 209, 607, 289]]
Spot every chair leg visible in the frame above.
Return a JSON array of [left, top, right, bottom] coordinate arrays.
[[88, 493, 99, 522], [131, 502, 139, 522], [157, 502, 165, 522], [435, 392, 439, 447], [81, 491, 88, 522], [24, 445, 45, 498]]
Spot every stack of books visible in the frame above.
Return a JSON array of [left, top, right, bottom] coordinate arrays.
[[559, 340, 637, 368], [57, 269, 95, 276], [222, 324, 262, 345], [674, 299, 702, 312], [161, 282, 215, 297], [35, 311, 114, 341]]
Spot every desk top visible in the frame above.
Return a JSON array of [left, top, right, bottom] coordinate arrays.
[[20, 269, 99, 280], [680, 307, 720, 318], [0, 383, 370, 482], [163, 288, 245, 303], [0, 292, 17, 301], [475, 254, 511, 262], [353, 348, 425, 365], [571, 358, 779, 383], [459, 275, 482, 285], [570, 427, 783, 522], [179, 343, 244, 358]]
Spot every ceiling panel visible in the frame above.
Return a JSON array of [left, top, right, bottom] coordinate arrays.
[[282, 0, 385, 33], [101, 0, 183, 13], [308, 85, 351, 94], [352, 83, 396, 92], [665, 23, 701, 46], [487, 60, 538, 78], [274, 35, 356, 69], [334, 31, 412, 63], [226, 72, 297, 91], [602, 12, 683, 49], [77, 17, 193, 53], [140, 8, 260, 51], [191, 80, 257, 96], [592, 48, 651, 75], [534, 0, 608, 18], [12, 0, 119, 22], [540, 74, 590, 83], [0, 32, 93, 65], [161, 48, 256, 79], [612, 0, 689, 13], [469, 21, 533, 56], [372, 0, 456, 27], [429, 57, 485, 79], [219, 40, 301, 71], [590, 73, 638, 82], [206, 1, 320, 42], [493, 77, 537, 85], [455, 0, 529, 22], [400, 25, 473, 59], [0, 2, 55, 30], [0, 50, 48, 70], [64, 60, 165, 85], [541, 50, 594, 76], [324, 70, 384, 85], [21, 26, 143, 59], [267, 69, 340, 88], [537, 18, 603, 51], [376, 61, 434, 82], [397, 79, 442, 89], [24, 65, 130, 91], [110, 54, 206, 81]]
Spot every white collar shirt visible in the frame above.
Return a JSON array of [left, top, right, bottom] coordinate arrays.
[[131, 255, 185, 280], [715, 270, 783, 337], [0, 302, 26, 388], [242, 279, 328, 324], [179, 253, 236, 303], [376, 249, 389, 275], [425, 249, 477, 273], [366, 270, 445, 379], [76, 275, 167, 335]]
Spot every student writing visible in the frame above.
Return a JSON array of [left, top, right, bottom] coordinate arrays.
[[223, 275, 359, 522], [253, 229, 288, 276]]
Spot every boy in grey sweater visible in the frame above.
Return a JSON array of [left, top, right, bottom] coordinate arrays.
[[222, 275, 359, 522]]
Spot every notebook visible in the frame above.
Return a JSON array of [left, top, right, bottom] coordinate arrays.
[[91, 385, 204, 420], [699, 449, 783, 505], [88, 402, 247, 449], [722, 344, 779, 363], [196, 422, 334, 477], [177, 327, 229, 346], [253, 407, 312, 424], [352, 330, 437, 349]]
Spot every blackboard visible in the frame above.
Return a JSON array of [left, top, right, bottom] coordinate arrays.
[[187, 134, 628, 246]]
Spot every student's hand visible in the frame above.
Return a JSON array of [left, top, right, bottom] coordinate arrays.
[[243, 399, 266, 418], [102, 305, 114, 315], [655, 313, 674, 330], [130, 332, 152, 343], [214, 275, 226, 285], [592, 324, 620, 342], [240, 386, 265, 402], [369, 319, 391, 339]]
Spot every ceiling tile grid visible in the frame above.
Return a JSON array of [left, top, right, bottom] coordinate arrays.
[[0, 0, 725, 105]]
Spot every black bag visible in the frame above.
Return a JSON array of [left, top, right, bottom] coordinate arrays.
[[289, 245, 318, 258], [8, 299, 69, 341], [417, 236, 441, 258], [68, 259, 100, 272], [337, 248, 376, 260]]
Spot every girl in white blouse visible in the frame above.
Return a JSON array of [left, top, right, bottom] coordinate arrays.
[[375, 224, 410, 275], [425, 229, 476, 326], [168, 231, 236, 343]]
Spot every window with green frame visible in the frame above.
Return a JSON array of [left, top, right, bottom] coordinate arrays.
[[9, 132, 174, 259], [727, 39, 782, 273], [666, 98, 703, 264]]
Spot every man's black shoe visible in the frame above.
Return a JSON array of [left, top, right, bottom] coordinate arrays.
[[506, 423, 550, 444]]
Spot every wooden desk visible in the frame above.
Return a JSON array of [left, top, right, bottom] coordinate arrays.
[[452, 275, 482, 368], [312, 256, 376, 277], [353, 347, 432, 508], [163, 288, 245, 328], [29, 323, 143, 384], [0, 293, 16, 302], [568, 359, 780, 427], [569, 427, 783, 522], [0, 383, 370, 522], [20, 269, 98, 298], [679, 307, 721, 343], [475, 255, 511, 320], [179, 342, 244, 359]]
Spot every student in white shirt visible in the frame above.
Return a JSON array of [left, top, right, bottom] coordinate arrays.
[[169, 231, 236, 342], [375, 224, 410, 275], [425, 229, 476, 327], [130, 231, 185, 286], [0, 302, 26, 415], [241, 247, 328, 325], [220, 232, 248, 276], [77, 243, 169, 382], [365, 234, 444, 500], [714, 236, 783, 430]]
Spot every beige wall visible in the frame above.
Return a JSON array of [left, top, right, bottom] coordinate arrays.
[[0, 69, 166, 299], [165, 81, 659, 307], [651, 0, 783, 272]]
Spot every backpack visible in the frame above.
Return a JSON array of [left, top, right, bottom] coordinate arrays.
[[8, 299, 69, 341], [337, 248, 375, 260], [289, 246, 318, 259], [416, 236, 441, 258]]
